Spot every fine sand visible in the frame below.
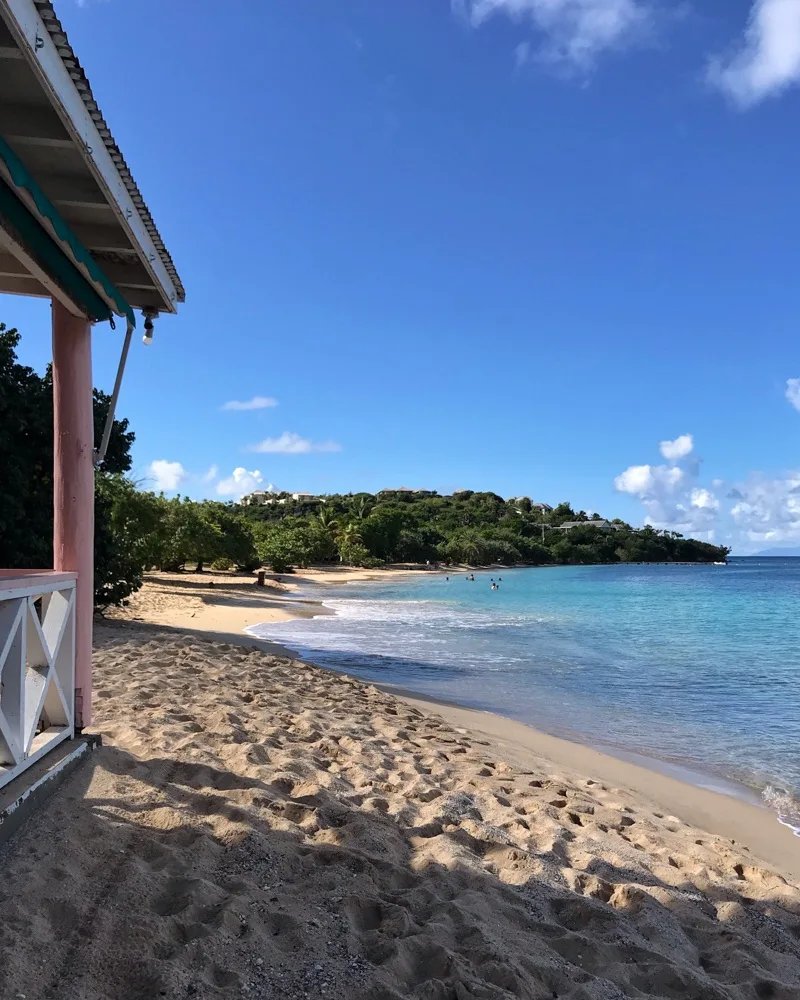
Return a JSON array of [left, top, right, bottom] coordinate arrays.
[[0, 575, 799, 998]]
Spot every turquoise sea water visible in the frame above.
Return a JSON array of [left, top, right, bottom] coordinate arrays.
[[248, 559, 800, 832]]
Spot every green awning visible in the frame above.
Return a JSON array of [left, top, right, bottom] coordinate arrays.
[[0, 136, 135, 329]]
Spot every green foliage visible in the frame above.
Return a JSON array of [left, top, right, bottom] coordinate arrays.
[[241, 490, 728, 569], [204, 503, 258, 571], [0, 325, 53, 569], [157, 498, 223, 572], [211, 557, 235, 571], [360, 507, 405, 561], [94, 475, 163, 608], [0, 325, 140, 606]]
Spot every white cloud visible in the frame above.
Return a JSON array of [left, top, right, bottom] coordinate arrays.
[[147, 459, 186, 492], [453, 0, 653, 71], [614, 440, 718, 535], [659, 433, 693, 461], [216, 467, 267, 499], [708, 0, 800, 107], [615, 428, 800, 551], [614, 463, 684, 496], [201, 464, 219, 483], [220, 396, 278, 412], [246, 432, 342, 455], [786, 378, 800, 412], [690, 487, 719, 511], [728, 471, 800, 544], [515, 40, 531, 67]]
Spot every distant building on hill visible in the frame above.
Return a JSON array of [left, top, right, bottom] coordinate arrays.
[[557, 519, 621, 532], [378, 487, 435, 497], [241, 491, 269, 506], [292, 492, 321, 503], [508, 497, 553, 513]]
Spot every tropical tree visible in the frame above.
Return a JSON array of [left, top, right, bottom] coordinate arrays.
[[317, 507, 339, 535], [158, 498, 224, 572], [359, 506, 405, 561], [336, 522, 364, 564], [94, 476, 163, 607], [349, 495, 373, 521]]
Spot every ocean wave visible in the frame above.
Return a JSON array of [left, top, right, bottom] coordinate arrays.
[[762, 785, 800, 836], [317, 597, 559, 630]]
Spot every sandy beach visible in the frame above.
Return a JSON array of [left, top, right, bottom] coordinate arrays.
[[104, 567, 430, 642], [1, 570, 799, 999]]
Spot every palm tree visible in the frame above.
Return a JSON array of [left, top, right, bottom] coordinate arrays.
[[336, 522, 363, 563], [349, 496, 372, 522], [317, 508, 339, 535], [460, 536, 483, 566]]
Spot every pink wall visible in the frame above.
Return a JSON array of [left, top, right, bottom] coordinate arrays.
[[52, 301, 94, 728]]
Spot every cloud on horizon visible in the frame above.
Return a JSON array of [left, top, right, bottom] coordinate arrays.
[[220, 396, 278, 412], [216, 467, 270, 499], [612, 432, 800, 551], [728, 471, 800, 545], [708, 0, 800, 107], [246, 432, 342, 455], [147, 459, 186, 492], [453, 0, 654, 71]]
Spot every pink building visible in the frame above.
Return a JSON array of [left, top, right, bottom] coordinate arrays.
[[0, 1, 183, 789]]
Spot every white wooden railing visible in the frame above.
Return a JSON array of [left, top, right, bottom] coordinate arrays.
[[0, 571, 76, 791]]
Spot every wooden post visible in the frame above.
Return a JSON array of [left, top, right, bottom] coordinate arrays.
[[52, 301, 94, 728]]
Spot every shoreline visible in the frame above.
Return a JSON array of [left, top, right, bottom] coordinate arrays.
[[245, 574, 800, 841], [114, 568, 800, 880], [251, 633, 800, 874]]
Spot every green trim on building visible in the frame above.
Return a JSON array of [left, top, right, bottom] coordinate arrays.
[[0, 136, 135, 328]]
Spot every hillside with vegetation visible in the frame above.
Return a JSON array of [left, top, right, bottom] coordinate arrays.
[[1, 326, 729, 608], [236, 489, 728, 572]]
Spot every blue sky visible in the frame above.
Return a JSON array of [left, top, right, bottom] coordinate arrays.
[[4, 0, 800, 552]]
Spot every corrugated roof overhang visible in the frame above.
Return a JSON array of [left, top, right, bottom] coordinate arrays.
[[0, 0, 183, 318]]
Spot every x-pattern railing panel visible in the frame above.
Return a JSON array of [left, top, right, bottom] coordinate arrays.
[[0, 574, 76, 789]]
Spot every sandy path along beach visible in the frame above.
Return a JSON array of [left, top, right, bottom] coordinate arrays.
[[0, 613, 798, 999]]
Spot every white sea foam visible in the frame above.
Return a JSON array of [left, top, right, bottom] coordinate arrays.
[[763, 785, 800, 836], [315, 597, 558, 630]]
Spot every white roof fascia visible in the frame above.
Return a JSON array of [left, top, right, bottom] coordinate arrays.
[[0, 0, 180, 312]]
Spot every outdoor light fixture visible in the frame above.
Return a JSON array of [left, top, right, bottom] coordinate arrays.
[[142, 307, 158, 346], [142, 315, 154, 345]]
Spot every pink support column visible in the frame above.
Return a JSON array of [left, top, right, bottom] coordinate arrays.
[[52, 300, 94, 728]]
